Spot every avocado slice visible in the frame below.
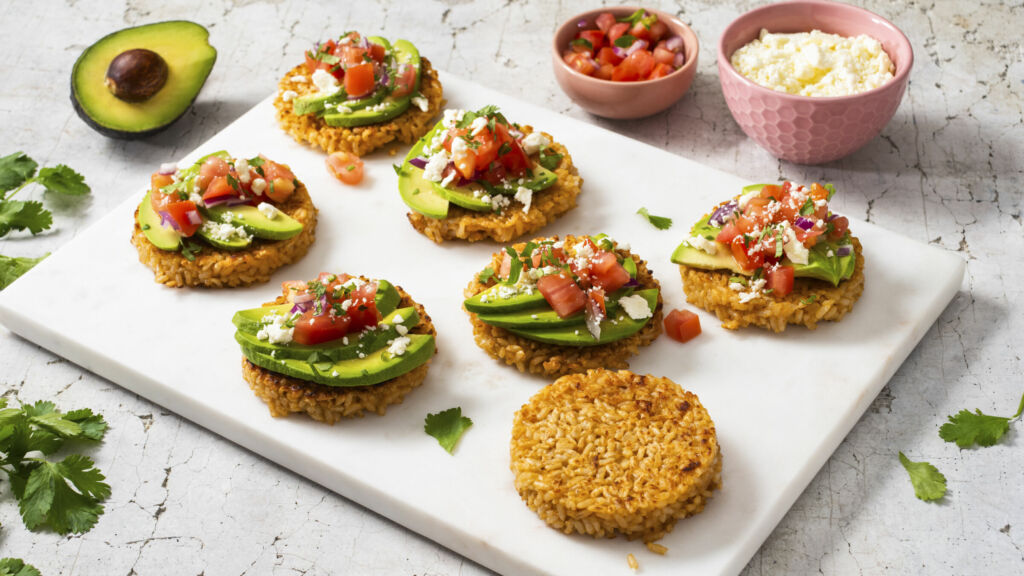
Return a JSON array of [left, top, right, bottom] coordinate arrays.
[[231, 280, 402, 334], [203, 204, 303, 241], [397, 138, 450, 219], [504, 289, 659, 347], [475, 298, 631, 329], [322, 39, 420, 127], [240, 333, 435, 387], [195, 222, 251, 251], [71, 21, 216, 139], [137, 191, 181, 251]]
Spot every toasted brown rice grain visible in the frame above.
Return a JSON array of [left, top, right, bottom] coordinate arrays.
[[274, 59, 444, 156], [131, 182, 318, 288], [510, 370, 722, 543], [680, 237, 865, 332], [464, 235, 662, 377], [627, 553, 639, 571], [407, 128, 581, 243], [241, 285, 436, 423]]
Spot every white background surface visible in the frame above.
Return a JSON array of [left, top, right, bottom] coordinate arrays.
[[0, 1, 1021, 575]]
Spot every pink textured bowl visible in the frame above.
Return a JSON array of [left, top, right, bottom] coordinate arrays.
[[552, 7, 699, 119], [718, 0, 913, 164]]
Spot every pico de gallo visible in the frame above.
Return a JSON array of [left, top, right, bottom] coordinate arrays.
[[142, 151, 303, 255], [402, 105, 561, 213], [464, 235, 660, 344], [563, 9, 687, 82], [671, 181, 856, 300], [303, 31, 417, 101]]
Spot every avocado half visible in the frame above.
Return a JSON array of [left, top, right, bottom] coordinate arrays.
[[71, 21, 216, 140]]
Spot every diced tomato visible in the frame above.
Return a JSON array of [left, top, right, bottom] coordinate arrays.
[[266, 178, 295, 203], [808, 182, 830, 202], [730, 236, 763, 271], [537, 273, 587, 319], [648, 62, 673, 79], [766, 265, 795, 297], [629, 21, 651, 41], [611, 63, 639, 82], [596, 46, 623, 67], [304, 39, 339, 75], [564, 52, 596, 76], [202, 176, 238, 204], [346, 283, 380, 331], [197, 156, 230, 192], [588, 287, 607, 316], [452, 146, 477, 179], [282, 280, 307, 300], [471, 128, 500, 169], [589, 252, 631, 292], [341, 45, 366, 66], [595, 12, 617, 33], [391, 63, 417, 98], [649, 20, 669, 43], [607, 22, 630, 43], [653, 46, 676, 66], [828, 216, 849, 240], [759, 184, 783, 201], [162, 200, 201, 237], [716, 222, 740, 244], [664, 309, 701, 343], [293, 312, 352, 346], [151, 173, 173, 193], [495, 123, 530, 175], [579, 30, 605, 52], [498, 251, 511, 279], [368, 42, 386, 63], [595, 63, 614, 80], [325, 152, 364, 185], [794, 226, 824, 248], [344, 62, 375, 98], [622, 50, 655, 79]]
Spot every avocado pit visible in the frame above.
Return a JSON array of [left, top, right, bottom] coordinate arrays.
[[105, 48, 168, 102]]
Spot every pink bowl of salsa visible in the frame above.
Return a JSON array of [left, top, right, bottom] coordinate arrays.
[[552, 7, 699, 119]]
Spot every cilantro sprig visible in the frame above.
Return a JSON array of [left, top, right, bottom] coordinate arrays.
[[0, 399, 111, 535], [0, 152, 90, 238], [424, 407, 473, 454], [636, 207, 673, 230], [898, 452, 947, 501], [0, 253, 48, 290], [0, 558, 42, 576], [939, 392, 1024, 448]]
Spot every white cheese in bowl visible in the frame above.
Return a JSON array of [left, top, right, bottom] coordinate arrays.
[[731, 29, 895, 97]]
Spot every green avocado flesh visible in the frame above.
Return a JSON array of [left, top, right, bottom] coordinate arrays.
[[502, 289, 659, 347], [137, 191, 181, 250], [203, 204, 303, 240], [71, 21, 216, 139], [398, 124, 559, 218], [322, 39, 421, 128], [670, 215, 856, 286]]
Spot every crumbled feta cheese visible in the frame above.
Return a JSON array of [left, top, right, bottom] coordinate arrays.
[[520, 131, 551, 156], [251, 178, 267, 196], [189, 192, 204, 205], [281, 90, 298, 102], [738, 188, 761, 210], [783, 227, 810, 265], [619, 295, 653, 320], [729, 281, 747, 291], [450, 136, 469, 161], [423, 150, 450, 182], [311, 68, 340, 95], [289, 75, 307, 83], [219, 210, 237, 223], [200, 220, 251, 243], [395, 324, 409, 336], [336, 105, 353, 114], [514, 186, 533, 213], [342, 337, 349, 345], [442, 109, 466, 129], [411, 95, 429, 112], [159, 162, 178, 174], [387, 336, 411, 356], [392, 314, 404, 324], [826, 249, 834, 258], [490, 194, 510, 212], [331, 371, 339, 377], [256, 314, 294, 344], [234, 158, 251, 184], [440, 170, 458, 188], [469, 116, 488, 136], [258, 202, 279, 220], [688, 235, 719, 255], [342, 277, 367, 289], [738, 291, 760, 304]]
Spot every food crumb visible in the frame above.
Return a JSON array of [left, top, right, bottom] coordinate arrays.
[[645, 542, 668, 555], [627, 553, 639, 571], [389, 148, 398, 156]]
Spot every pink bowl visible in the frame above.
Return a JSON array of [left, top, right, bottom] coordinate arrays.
[[552, 7, 699, 119], [718, 0, 913, 164]]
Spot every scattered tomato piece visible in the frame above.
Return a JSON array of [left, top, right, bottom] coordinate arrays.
[[664, 309, 701, 343], [325, 152, 364, 185]]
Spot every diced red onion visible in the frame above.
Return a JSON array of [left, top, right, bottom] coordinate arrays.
[[673, 52, 685, 68], [378, 68, 390, 87], [158, 210, 180, 231], [625, 39, 648, 57], [709, 200, 738, 226], [577, 19, 588, 28], [187, 210, 202, 225], [612, 46, 628, 59], [827, 213, 839, 221], [158, 162, 178, 175], [290, 302, 310, 315], [408, 157, 428, 169], [292, 292, 314, 304], [794, 216, 815, 231], [623, 277, 640, 289], [837, 245, 853, 257], [665, 35, 684, 53]]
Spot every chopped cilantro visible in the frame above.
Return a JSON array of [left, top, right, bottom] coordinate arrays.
[[636, 207, 673, 230], [478, 266, 496, 284], [570, 38, 593, 50], [774, 229, 784, 258], [898, 452, 947, 502], [537, 147, 563, 170], [617, 9, 646, 24], [613, 34, 638, 48], [498, 142, 512, 157], [345, 164, 356, 172], [227, 174, 240, 191], [1, 149, 89, 239], [424, 407, 473, 454], [938, 392, 1024, 448], [504, 246, 523, 284], [801, 295, 817, 305], [800, 197, 815, 216], [728, 275, 748, 286], [520, 241, 539, 260], [824, 183, 837, 200], [248, 156, 265, 168], [180, 240, 202, 262], [392, 164, 405, 176], [0, 252, 48, 290], [0, 558, 42, 576]]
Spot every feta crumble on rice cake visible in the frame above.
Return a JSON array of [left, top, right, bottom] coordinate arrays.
[[131, 182, 318, 288], [242, 285, 437, 424], [681, 237, 865, 332], [408, 129, 582, 244], [274, 59, 444, 156], [510, 369, 722, 542], [463, 237, 661, 377]]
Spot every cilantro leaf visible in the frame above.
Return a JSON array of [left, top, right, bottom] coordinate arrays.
[[617, 9, 646, 24], [478, 266, 495, 284], [504, 246, 523, 284], [64, 408, 108, 441], [0, 253, 48, 290], [0, 558, 42, 576], [0, 153, 38, 195], [35, 165, 90, 196], [799, 197, 815, 216], [19, 454, 110, 534], [613, 34, 638, 48], [537, 147, 563, 170], [898, 452, 947, 502], [824, 183, 837, 200], [938, 392, 1024, 448], [424, 407, 473, 454], [570, 38, 593, 51], [636, 207, 673, 230], [0, 201, 52, 235]]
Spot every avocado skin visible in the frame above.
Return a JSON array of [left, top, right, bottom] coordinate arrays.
[[503, 289, 658, 346], [71, 21, 216, 140]]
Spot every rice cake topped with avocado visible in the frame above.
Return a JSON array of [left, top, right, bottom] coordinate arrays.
[[399, 106, 582, 243], [233, 273, 437, 423], [510, 369, 722, 543], [672, 181, 864, 332], [463, 234, 662, 377], [274, 32, 443, 156], [132, 151, 316, 288]]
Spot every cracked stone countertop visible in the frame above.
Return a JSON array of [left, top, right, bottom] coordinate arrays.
[[1, 1, 1021, 574]]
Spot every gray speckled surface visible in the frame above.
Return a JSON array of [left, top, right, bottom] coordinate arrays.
[[1, 1, 1021, 574]]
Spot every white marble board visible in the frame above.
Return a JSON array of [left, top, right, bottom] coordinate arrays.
[[0, 73, 964, 576]]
